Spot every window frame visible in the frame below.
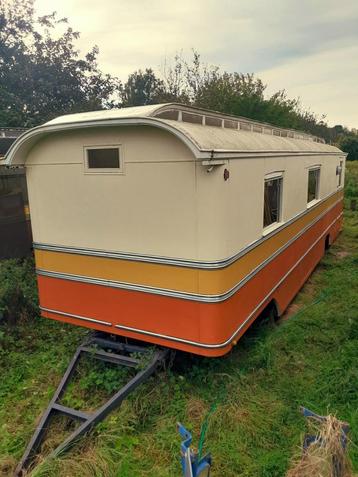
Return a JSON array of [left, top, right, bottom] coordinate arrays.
[[83, 144, 123, 175], [263, 172, 283, 232], [337, 160, 343, 188], [307, 166, 320, 205]]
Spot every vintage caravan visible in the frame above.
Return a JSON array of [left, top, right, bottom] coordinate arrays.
[[4, 104, 346, 357]]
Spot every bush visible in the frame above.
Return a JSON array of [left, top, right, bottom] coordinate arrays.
[[340, 135, 358, 161], [345, 162, 358, 199], [0, 257, 38, 325]]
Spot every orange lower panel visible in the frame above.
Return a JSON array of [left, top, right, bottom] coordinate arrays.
[[38, 202, 343, 357]]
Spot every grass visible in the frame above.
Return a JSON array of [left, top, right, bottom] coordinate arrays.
[[0, 162, 357, 477]]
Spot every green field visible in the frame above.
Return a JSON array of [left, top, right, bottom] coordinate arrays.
[[1, 163, 357, 477]]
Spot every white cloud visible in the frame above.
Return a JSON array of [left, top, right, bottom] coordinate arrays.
[[258, 45, 358, 127], [35, 0, 358, 127]]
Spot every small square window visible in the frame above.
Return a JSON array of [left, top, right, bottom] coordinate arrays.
[[84, 146, 122, 173], [264, 177, 282, 228], [307, 168, 320, 203]]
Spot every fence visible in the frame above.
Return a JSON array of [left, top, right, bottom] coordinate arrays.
[[0, 167, 32, 259]]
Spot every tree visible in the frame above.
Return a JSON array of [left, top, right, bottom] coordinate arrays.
[[196, 72, 266, 118], [159, 52, 335, 141], [0, 0, 119, 127], [121, 69, 167, 107], [0, 1, 353, 145], [339, 135, 358, 161]]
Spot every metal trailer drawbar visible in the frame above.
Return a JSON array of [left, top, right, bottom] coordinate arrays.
[[15, 333, 169, 476]]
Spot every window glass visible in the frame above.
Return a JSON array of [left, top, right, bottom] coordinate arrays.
[[307, 168, 320, 203], [338, 161, 343, 187], [87, 148, 120, 169], [182, 112, 203, 124], [264, 177, 282, 228]]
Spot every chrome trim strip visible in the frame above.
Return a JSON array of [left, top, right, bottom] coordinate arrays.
[[36, 209, 343, 303], [37, 269, 206, 302], [114, 214, 343, 348], [4, 117, 203, 165], [33, 190, 343, 270], [40, 307, 112, 327], [39, 214, 342, 349]]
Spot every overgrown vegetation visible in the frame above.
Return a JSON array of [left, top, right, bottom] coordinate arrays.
[[345, 162, 358, 201], [287, 414, 354, 477], [0, 258, 38, 326], [339, 135, 358, 162], [0, 164, 357, 476]]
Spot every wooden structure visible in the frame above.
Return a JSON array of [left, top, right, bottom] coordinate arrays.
[[0, 128, 31, 259]]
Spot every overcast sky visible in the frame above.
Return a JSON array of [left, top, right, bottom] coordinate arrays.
[[36, 0, 358, 128]]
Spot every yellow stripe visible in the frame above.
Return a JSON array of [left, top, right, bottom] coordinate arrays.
[[35, 191, 343, 296], [35, 249, 198, 292]]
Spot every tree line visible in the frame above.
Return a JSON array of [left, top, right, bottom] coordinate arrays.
[[1, 0, 357, 159]]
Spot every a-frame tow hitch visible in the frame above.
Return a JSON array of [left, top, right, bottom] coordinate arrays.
[[15, 333, 169, 476]]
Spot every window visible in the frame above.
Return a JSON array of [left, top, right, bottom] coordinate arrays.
[[155, 110, 179, 120], [337, 161, 343, 187], [181, 112, 203, 124], [224, 119, 238, 129], [263, 176, 282, 228], [205, 116, 222, 127], [85, 146, 121, 173], [307, 168, 320, 203]]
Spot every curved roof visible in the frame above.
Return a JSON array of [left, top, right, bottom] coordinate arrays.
[[3, 103, 343, 165]]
